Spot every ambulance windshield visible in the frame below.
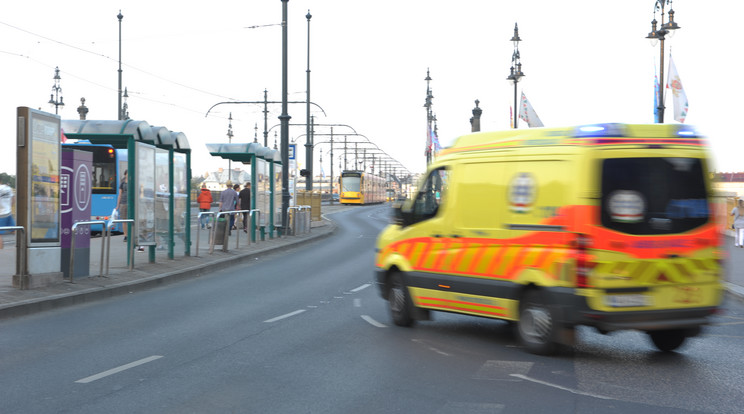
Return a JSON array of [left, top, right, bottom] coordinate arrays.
[[601, 157, 708, 235]]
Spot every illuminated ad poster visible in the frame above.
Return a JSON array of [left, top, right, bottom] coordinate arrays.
[[135, 142, 156, 246], [29, 111, 61, 245], [173, 153, 187, 232], [256, 158, 268, 227], [155, 148, 170, 234], [274, 165, 282, 227]]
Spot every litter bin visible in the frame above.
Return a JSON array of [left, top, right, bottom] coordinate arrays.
[[213, 216, 228, 245]]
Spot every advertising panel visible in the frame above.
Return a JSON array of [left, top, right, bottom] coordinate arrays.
[[155, 148, 170, 235], [135, 142, 156, 246], [274, 165, 282, 228], [29, 112, 61, 245], [173, 153, 187, 233], [256, 158, 268, 227]]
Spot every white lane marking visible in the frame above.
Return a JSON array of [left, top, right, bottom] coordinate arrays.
[[412, 339, 451, 356], [75, 355, 163, 384], [510, 374, 615, 400], [263, 309, 306, 323], [350, 283, 371, 293], [353, 298, 362, 308], [361, 315, 387, 328]]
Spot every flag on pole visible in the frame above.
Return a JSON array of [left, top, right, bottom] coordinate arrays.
[[666, 55, 689, 123], [510, 106, 514, 129], [431, 127, 441, 154], [653, 64, 660, 123], [425, 123, 432, 156], [518, 92, 544, 128]]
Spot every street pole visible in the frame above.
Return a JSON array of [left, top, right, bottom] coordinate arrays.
[[507, 23, 524, 129], [646, 0, 680, 123], [280, 0, 291, 234], [117, 10, 123, 120], [305, 10, 313, 191]]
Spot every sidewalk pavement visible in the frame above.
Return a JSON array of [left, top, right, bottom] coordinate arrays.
[[1, 213, 743, 320], [0, 204, 354, 319]]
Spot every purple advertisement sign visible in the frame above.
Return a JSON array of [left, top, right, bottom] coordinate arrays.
[[61, 149, 92, 249]]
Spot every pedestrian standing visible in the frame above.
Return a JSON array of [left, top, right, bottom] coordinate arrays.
[[232, 184, 241, 230], [116, 170, 129, 241], [0, 176, 15, 250], [218, 181, 239, 235], [732, 199, 744, 248], [197, 184, 213, 229], [239, 182, 252, 232]]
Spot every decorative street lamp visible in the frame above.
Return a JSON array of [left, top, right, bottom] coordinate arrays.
[[305, 9, 313, 191], [646, 0, 680, 123], [227, 112, 234, 178], [117, 10, 124, 120], [48, 66, 64, 114], [506, 23, 524, 129]]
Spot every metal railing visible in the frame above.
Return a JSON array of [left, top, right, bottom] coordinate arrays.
[[195, 211, 216, 257], [0, 226, 26, 285], [106, 219, 135, 274], [69, 220, 108, 282]]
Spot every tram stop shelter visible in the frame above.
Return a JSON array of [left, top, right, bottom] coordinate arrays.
[[61, 120, 192, 265], [206, 143, 282, 239]]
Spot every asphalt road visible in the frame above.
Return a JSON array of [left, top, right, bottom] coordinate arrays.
[[1, 204, 743, 413]]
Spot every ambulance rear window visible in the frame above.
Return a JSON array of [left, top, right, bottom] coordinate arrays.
[[600, 158, 708, 235]]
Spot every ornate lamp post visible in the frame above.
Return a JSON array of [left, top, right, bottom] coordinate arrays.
[[227, 112, 234, 178], [305, 9, 313, 191], [117, 10, 124, 120], [506, 23, 524, 129], [48, 66, 64, 114], [646, 0, 680, 123]]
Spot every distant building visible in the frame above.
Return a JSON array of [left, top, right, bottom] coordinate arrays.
[[202, 168, 251, 191], [712, 172, 744, 198]]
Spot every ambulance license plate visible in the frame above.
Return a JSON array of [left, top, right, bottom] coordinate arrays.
[[606, 294, 652, 308]]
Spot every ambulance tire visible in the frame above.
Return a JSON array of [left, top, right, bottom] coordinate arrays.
[[517, 289, 558, 355], [648, 329, 687, 352], [389, 272, 415, 327]]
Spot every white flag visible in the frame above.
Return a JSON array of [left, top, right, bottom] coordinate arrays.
[[518, 92, 544, 128], [666, 55, 689, 123]]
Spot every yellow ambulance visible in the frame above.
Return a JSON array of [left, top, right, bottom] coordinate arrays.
[[375, 123, 724, 354]]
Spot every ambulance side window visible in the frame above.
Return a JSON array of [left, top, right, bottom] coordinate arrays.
[[412, 167, 448, 223]]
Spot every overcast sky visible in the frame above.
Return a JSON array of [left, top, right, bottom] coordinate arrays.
[[1, 0, 742, 178]]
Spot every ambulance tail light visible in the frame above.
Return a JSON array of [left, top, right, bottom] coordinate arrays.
[[573, 233, 595, 288]]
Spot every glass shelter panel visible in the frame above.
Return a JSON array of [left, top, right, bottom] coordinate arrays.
[[136, 142, 156, 246], [155, 149, 170, 236], [174, 153, 188, 233]]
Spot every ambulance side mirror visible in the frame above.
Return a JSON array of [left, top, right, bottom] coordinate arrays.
[[393, 199, 414, 227]]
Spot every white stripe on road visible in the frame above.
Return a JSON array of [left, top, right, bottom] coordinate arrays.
[[263, 309, 306, 323], [361, 315, 387, 328], [350, 283, 371, 293], [75, 355, 163, 384], [509, 374, 615, 400]]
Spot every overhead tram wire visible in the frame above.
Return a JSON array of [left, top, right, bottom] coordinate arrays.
[[0, 19, 243, 102]]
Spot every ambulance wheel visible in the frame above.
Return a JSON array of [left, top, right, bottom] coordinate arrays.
[[518, 289, 558, 355], [389, 272, 415, 327], [648, 329, 687, 352]]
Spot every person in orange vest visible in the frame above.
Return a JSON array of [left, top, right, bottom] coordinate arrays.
[[197, 184, 213, 229]]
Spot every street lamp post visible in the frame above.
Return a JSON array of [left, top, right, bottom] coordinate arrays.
[[48, 66, 64, 115], [117, 10, 124, 120], [646, 0, 680, 123], [305, 9, 313, 191], [279, 0, 291, 234], [506, 23, 524, 129], [227, 112, 234, 178]]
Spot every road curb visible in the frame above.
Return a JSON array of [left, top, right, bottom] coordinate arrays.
[[0, 224, 337, 320]]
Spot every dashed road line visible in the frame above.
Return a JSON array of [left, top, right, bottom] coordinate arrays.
[[361, 315, 387, 328], [75, 355, 163, 384], [264, 309, 306, 323]]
